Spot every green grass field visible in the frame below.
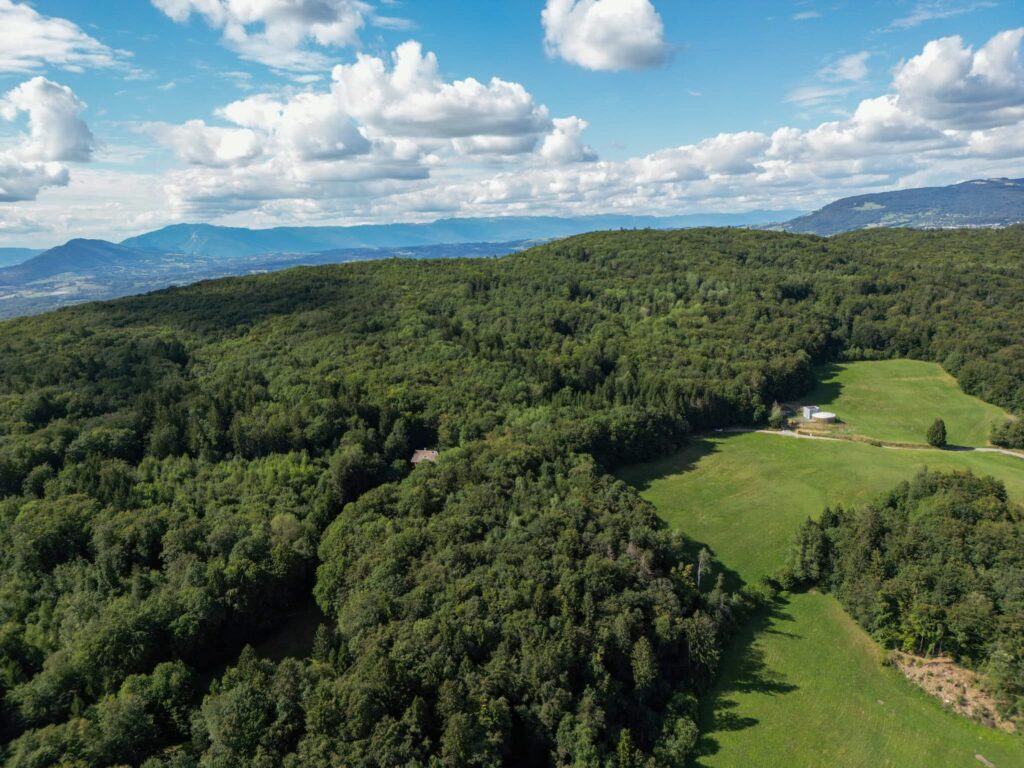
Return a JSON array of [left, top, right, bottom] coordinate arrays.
[[618, 360, 1024, 767], [620, 432, 1024, 582], [697, 591, 1022, 768], [803, 359, 1009, 447]]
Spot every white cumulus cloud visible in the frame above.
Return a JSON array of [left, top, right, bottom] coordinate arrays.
[[2, 77, 96, 162], [0, 77, 94, 202], [0, 157, 68, 204], [892, 28, 1024, 129], [542, 0, 669, 71], [0, 0, 125, 73], [540, 117, 597, 163], [148, 120, 264, 167], [148, 41, 598, 218], [333, 41, 552, 140], [151, 0, 369, 71], [633, 132, 771, 183]]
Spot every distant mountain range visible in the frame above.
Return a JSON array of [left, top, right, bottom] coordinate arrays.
[[2, 178, 1023, 320], [121, 212, 800, 258], [0, 211, 797, 319], [1, 240, 163, 284], [777, 178, 1024, 235]]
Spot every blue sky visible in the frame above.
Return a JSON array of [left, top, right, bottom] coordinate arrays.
[[0, 0, 1022, 245]]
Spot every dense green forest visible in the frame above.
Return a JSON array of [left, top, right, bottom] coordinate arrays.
[[1, 226, 1024, 765], [786, 470, 1024, 720]]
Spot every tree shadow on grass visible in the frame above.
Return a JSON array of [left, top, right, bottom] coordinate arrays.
[[617, 434, 802, 763], [619, 434, 722, 495], [683, 537, 746, 595], [805, 362, 846, 406], [691, 595, 800, 765], [942, 444, 975, 453], [618, 435, 749, 595]]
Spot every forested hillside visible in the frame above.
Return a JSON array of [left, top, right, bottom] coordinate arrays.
[[1, 226, 1024, 766]]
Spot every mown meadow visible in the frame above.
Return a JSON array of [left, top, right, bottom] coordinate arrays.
[[804, 359, 1009, 447]]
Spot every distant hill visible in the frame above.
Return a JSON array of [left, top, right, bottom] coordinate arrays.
[[779, 178, 1024, 235], [0, 239, 532, 319], [122, 212, 802, 257], [0, 248, 43, 268], [0, 239, 162, 283]]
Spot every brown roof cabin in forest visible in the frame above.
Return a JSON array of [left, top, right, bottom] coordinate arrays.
[[410, 449, 440, 465]]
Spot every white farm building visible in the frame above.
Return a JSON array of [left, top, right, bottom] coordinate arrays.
[[802, 405, 837, 423]]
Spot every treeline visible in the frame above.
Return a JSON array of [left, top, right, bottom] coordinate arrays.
[[785, 470, 1024, 722], [1, 226, 1024, 764], [991, 419, 1024, 450]]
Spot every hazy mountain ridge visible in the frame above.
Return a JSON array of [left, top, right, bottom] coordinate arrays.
[[120, 212, 801, 257], [778, 178, 1024, 235], [1, 240, 166, 283], [0, 211, 798, 319]]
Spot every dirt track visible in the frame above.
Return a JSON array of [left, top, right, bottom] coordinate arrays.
[[714, 427, 1024, 462]]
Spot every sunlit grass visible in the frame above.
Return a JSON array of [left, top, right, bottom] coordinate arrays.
[[803, 359, 1008, 447]]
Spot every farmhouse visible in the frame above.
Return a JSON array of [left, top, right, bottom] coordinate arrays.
[[411, 449, 440, 465]]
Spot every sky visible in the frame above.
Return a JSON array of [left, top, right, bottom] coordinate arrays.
[[0, 0, 1022, 246]]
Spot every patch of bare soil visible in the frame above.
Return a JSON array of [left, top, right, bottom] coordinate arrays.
[[890, 651, 1017, 734]]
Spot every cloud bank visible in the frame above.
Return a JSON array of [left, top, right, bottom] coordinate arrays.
[[146, 40, 594, 217], [133, 28, 1024, 226], [2, 3, 1024, 243]]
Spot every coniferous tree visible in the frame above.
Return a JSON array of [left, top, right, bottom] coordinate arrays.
[[927, 418, 947, 448]]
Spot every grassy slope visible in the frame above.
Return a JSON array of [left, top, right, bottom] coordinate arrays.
[[804, 360, 1009, 447], [618, 360, 1024, 767]]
